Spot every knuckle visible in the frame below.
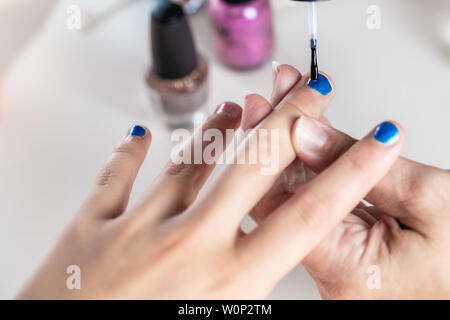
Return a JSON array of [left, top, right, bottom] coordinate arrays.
[[206, 249, 244, 297], [164, 164, 202, 210], [65, 216, 97, 247], [166, 161, 198, 177], [410, 173, 433, 198], [173, 193, 196, 214], [112, 144, 136, 161], [283, 91, 327, 118], [95, 144, 137, 187], [295, 195, 327, 228], [240, 130, 280, 176], [155, 222, 204, 258], [345, 153, 369, 180], [209, 265, 241, 297], [405, 169, 448, 211], [283, 100, 309, 117], [96, 163, 115, 187]]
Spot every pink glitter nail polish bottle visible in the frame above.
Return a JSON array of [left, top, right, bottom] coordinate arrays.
[[208, 0, 274, 69]]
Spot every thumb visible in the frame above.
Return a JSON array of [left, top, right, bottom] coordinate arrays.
[[291, 116, 447, 235]]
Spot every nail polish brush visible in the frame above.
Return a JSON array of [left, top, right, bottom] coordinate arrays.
[[308, 1, 319, 80], [291, 0, 330, 81]]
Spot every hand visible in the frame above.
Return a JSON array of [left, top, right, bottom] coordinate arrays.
[[247, 63, 450, 299], [17, 66, 403, 299], [290, 117, 450, 299]]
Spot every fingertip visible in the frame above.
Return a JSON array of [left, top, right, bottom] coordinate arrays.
[[215, 101, 243, 121], [388, 120, 405, 143], [244, 91, 260, 107], [242, 94, 273, 130], [244, 92, 269, 109], [244, 90, 256, 99], [280, 71, 335, 119], [272, 61, 281, 77], [128, 124, 149, 137], [277, 64, 303, 80], [126, 125, 152, 149], [318, 71, 335, 89], [372, 121, 404, 148], [275, 65, 303, 90], [271, 64, 303, 105], [306, 72, 335, 97]]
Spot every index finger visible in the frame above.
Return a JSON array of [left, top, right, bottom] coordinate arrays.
[[189, 72, 336, 230]]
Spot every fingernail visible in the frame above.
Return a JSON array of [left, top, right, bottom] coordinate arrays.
[[216, 102, 241, 119], [294, 116, 330, 157], [307, 73, 333, 96], [374, 122, 400, 146], [272, 61, 281, 77], [244, 90, 255, 99], [129, 125, 146, 137]]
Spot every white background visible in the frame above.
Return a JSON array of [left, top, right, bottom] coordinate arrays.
[[0, 0, 449, 299]]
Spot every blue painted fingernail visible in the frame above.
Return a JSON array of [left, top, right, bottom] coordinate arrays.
[[307, 74, 333, 96], [374, 122, 400, 146], [129, 125, 146, 137]]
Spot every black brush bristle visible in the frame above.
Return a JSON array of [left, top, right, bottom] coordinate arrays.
[[311, 47, 319, 81]]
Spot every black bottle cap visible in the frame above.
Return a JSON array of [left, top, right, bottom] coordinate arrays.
[[151, 1, 197, 79]]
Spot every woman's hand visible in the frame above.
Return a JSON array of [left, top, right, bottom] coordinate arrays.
[[245, 63, 450, 299], [17, 66, 403, 299], [291, 118, 450, 299]]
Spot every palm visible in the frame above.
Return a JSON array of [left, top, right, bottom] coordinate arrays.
[[303, 212, 373, 288]]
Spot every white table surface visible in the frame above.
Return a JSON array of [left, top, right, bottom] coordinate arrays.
[[0, 0, 449, 299]]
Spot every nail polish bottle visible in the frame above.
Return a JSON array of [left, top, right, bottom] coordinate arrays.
[[146, 1, 208, 127], [208, 0, 274, 69]]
